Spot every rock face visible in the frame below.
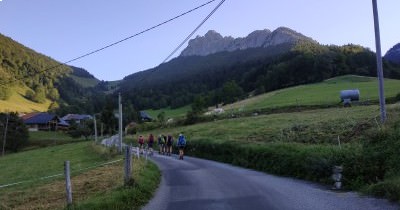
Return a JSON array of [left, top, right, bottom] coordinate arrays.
[[180, 27, 314, 57], [384, 43, 400, 64]]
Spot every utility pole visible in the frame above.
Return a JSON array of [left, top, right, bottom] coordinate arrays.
[[119, 93, 123, 153], [372, 0, 387, 123], [93, 114, 98, 142], [2, 114, 9, 157]]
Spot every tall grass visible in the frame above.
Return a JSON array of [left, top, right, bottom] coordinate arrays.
[[0, 142, 160, 210]]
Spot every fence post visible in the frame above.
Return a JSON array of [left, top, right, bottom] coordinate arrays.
[[64, 161, 72, 205], [124, 146, 132, 185]]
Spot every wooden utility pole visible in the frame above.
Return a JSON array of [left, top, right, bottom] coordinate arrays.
[[124, 146, 132, 185], [64, 161, 72, 205], [119, 93, 123, 153], [93, 115, 98, 142]]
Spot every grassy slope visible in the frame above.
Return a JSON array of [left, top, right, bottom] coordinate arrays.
[[136, 105, 382, 145], [0, 142, 105, 185], [146, 105, 191, 119], [70, 75, 99, 88], [0, 142, 160, 210], [222, 75, 400, 111], [0, 85, 51, 113]]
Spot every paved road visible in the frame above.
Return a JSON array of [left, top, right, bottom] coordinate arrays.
[[143, 154, 399, 210]]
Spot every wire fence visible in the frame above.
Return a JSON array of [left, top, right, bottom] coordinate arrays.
[[0, 158, 123, 189]]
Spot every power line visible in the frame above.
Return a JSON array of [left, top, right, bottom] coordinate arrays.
[[162, 0, 226, 63], [0, 0, 217, 86]]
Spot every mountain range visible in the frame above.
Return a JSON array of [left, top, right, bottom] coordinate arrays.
[[1, 27, 400, 113], [180, 27, 316, 57]]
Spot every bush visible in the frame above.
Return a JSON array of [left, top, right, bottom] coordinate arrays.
[[0, 112, 29, 152], [186, 140, 356, 185], [0, 86, 12, 100], [363, 177, 400, 201]]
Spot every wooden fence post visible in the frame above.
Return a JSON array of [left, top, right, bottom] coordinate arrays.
[[64, 161, 72, 205], [124, 146, 132, 185]]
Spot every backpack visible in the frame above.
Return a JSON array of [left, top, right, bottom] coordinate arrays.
[[178, 135, 186, 146], [167, 136, 173, 145], [138, 137, 144, 144]]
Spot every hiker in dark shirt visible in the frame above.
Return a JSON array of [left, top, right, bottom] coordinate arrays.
[[147, 134, 154, 155], [166, 134, 174, 156]]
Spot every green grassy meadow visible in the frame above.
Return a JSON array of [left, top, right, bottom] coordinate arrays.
[[0, 85, 51, 113], [26, 131, 87, 150], [70, 75, 99, 88], [0, 142, 107, 185], [0, 141, 160, 210], [146, 105, 191, 119], [222, 75, 400, 111], [138, 105, 383, 145]]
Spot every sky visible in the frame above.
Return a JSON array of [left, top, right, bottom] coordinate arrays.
[[1, 0, 399, 81]]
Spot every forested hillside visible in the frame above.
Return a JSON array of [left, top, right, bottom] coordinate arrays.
[[120, 41, 400, 110], [0, 33, 105, 114]]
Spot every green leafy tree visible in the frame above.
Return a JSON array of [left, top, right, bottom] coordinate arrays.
[[157, 111, 165, 122], [0, 112, 29, 153], [100, 101, 117, 135], [221, 80, 244, 104], [0, 86, 12, 100], [47, 88, 60, 101], [67, 120, 93, 140], [32, 85, 46, 103]]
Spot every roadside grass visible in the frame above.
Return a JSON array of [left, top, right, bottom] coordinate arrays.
[[0, 85, 51, 113], [69, 160, 160, 210], [0, 142, 111, 186], [0, 142, 160, 210], [146, 105, 191, 119], [222, 75, 400, 111]]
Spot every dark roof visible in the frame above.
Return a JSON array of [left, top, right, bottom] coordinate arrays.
[[61, 114, 92, 121], [24, 113, 59, 124], [139, 111, 152, 120], [21, 112, 40, 121], [58, 119, 70, 127]]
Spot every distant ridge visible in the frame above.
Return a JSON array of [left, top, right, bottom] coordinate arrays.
[[180, 27, 316, 57], [384, 43, 400, 64]]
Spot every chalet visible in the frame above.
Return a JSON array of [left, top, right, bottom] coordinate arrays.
[[22, 112, 69, 131], [61, 114, 92, 125], [139, 111, 152, 121]]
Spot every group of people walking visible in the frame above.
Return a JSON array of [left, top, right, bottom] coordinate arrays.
[[138, 133, 187, 160]]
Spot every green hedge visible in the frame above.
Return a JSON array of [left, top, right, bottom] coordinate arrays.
[[184, 123, 400, 201], [186, 140, 363, 187]]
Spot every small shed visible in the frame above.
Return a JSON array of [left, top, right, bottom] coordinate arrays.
[[139, 111, 152, 121]]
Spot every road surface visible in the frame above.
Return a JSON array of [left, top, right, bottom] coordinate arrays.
[[143, 154, 399, 210]]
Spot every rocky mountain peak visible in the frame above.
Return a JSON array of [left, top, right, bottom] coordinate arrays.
[[180, 27, 314, 57]]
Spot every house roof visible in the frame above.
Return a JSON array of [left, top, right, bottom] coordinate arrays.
[[24, 113, 59, 124], [139, 111, 152, 120], [21, 112, 40, 121], [61, 114, 92, 121]]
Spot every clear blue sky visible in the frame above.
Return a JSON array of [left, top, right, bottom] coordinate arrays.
[[1, 0, 399, 81]]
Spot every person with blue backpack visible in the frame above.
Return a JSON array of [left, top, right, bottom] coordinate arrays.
[[177, 133, 186, 160]]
